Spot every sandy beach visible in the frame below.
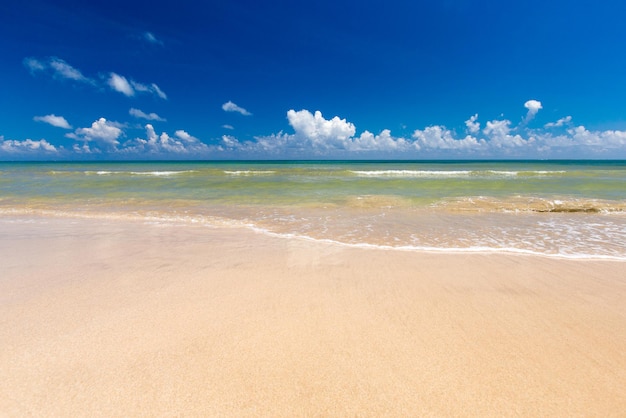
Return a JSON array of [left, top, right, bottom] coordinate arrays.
[[1, 215, 625, 416]]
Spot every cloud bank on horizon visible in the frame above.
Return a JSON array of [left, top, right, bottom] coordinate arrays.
[[3, 95, 626, 159]]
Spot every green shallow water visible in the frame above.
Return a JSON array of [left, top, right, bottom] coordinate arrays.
[[2, 160, 626, 206], [2, 160, 626, 259]]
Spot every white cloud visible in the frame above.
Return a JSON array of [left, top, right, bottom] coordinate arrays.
[[23, 57, 45, 74], [174, 130, 198, 142], [219, 104, 561, 158], [222, 124, 235, 130], [150, 83, 167, 100], [465, 114, 480, 134], [7, 98, 626, 159], [352, 130, 410, 152], [483, 119, 527, 148], [143, 32, 163, 45], [288, 109, 355, 148], [24, 57, 94, 84], [129, 108, 166, 121], [67, 118, 123, 146], [544, 116, 572, 128], [108, 73, 134, 97], [49, 58, 92, 83], [413, 126, 481, 150], [122, 125, 210, 155], [24, 56, 165, 99], [219, 110, 410, 157], [222, 101, 252, 116], [33, 114, 72, 129], [107, 74, 167, 99], [130, 81, 168, 99], [523, 99, 543, 122], [0, 136, 58, 154]]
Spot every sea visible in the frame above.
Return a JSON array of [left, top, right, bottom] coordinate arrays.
[[1, 160, 626, 260]]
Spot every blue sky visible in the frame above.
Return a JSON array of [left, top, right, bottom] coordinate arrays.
[[2, 0, 626, 159]]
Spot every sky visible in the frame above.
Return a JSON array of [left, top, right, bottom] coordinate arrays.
[[2, 0, 626, 160]]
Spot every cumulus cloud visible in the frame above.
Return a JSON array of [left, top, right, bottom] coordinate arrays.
[[413, 126, 482, 150], [287, 109, 355, 149], [465, 114, 480, 134], [122, 125, 210, 155], [6, 98, 626, 159], [24, 57, 94, 84], [523, 99, 543, 123], [0, 137, 58, 154], [222, 101, 252, 116], [33, 114, 72, 129], [220, 103, 592, 158], [544, 116, 572, 128], [222, 124, 235, 130], [129, 108, 166, 121], [67, 118, 123, 146], [352, 130, 410, 152], [219, 110, 410, 158]]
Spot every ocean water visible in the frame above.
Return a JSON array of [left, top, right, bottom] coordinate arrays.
[[1, 160, 626, 260]]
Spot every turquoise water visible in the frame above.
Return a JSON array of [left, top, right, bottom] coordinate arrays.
[[2, 160, 626, 259]]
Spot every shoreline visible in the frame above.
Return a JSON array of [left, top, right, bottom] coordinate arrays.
[[1, 215, 626, 416], [3, 210, 626, 262]]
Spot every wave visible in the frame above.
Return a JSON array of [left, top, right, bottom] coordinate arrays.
[[350, 170, 471, 177], [436, 196, 626, 213], [223, 170, 276, 176], [3, 206, 625, 261], [244, 225, 626, 261], [83, 170, 198, 177], [349, 170, 567, 178]]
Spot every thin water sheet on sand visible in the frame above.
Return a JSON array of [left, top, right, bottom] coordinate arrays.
[[1, 216, 625, 416]]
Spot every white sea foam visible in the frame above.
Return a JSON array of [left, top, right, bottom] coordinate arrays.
[[224, 170, 276, 176], [244, 223, 626, 261], [350, 170, 567, 178], [84, 170, 197, 176], [350, 170, 472, 177], [3, 206, 625, 261]]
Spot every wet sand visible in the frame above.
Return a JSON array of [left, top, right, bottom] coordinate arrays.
[[1, 216, 625, 416]]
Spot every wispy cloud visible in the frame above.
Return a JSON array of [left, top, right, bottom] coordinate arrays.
[[107, 73, 168, 99], [222, 101, 252, 116], [33, 114, 72, 129], [222, 124, 235, 130], [143, 31, 163, 46], [108, 73, 134, 96], [129, 108, 166, 121], [24, 56, 166, 100], [150, 83, 167, 100], [131, 81, 168, 100], [24, 57, 95, 84], [23, 57, 46, 74], [544, 116, 572, 128]]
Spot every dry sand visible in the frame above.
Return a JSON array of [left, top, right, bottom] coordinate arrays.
[[1, 216, 625, 416]]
